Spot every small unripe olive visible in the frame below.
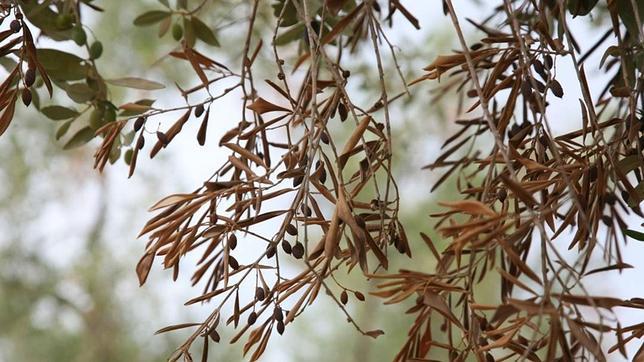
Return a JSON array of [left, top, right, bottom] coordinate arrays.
[[89, 108, 104, 130], [89, 41, 103, 59], [72, 27, 87, 46], [89, 109, 104, 130], [104, 107, 117, 123], [124, 149, 133, 165], [172, 23, 183, 41]]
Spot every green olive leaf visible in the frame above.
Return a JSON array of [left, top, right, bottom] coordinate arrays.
[[134, 11, 171, 26], [63, 126, 95, 149], [41, 105, 79, 121], [106, 77, 165, 90], [191, 17, 220, 47], [625, 229, 644, 241], [64, 83, 96, 103], [35, 49, 88, 81], [55, 120, 73, 140]]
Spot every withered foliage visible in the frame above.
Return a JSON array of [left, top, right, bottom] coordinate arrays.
[[3, 0, 644, 360]]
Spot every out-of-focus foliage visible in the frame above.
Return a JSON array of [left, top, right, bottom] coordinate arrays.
[[0, 113, 179, 361]]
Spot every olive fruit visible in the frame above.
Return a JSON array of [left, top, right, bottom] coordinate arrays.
[[72, 27, 87, 46], [89, 108, 105, 130], [21, 88, 32, 106], [133, 116, 145, 132], [172, 23, 183, 41], [24, 68, 36, 87], [89, 41, 103, 59], [104, 107, 117, 123], [10, 20, 21, 33]]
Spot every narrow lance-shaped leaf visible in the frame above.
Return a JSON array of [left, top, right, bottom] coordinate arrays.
[[106, 77, 165, 90], [41, 105, 79, 120], [134, 11, 171, 26], [191, 17, 220, 46], [63, 127, 95, 150], [625, 229, 644, 241]]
